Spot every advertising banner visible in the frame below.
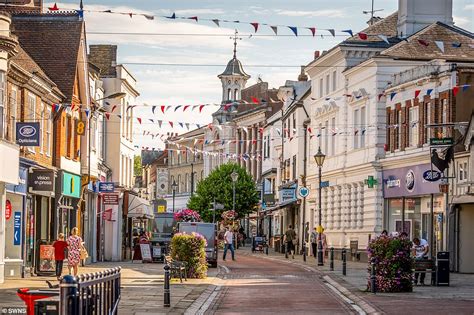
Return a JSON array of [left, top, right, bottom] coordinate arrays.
[[383, 163, 441, 198]]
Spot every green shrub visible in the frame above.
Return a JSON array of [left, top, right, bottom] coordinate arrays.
[[367, 235, 414, 292], [170, 232, 208, 279]]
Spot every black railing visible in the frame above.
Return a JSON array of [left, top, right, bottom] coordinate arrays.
[[60, 267, 121, 315]]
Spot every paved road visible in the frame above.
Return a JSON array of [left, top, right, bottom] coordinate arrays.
[[208, 254, 356, 315]]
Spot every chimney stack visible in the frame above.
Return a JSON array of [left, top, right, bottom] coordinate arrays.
[[314, 51, 320, 59], [298, 66, 308, 82]]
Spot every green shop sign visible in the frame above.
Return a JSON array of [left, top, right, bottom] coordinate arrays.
[[62, 172, 81, 198]]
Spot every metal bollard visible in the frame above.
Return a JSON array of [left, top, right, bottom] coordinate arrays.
[[370, 259, 377, 294], [60, 275, 78, 315], [330, 247, 334, 271], [342, 248, 347, 276], [164, 264, 171, 307]]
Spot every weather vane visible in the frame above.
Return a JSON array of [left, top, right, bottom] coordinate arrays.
[[230, 29, 242, 59]]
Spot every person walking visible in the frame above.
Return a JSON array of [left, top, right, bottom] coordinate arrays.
[[413, 237, 429, 285], [310, 227, 318, 258], [318, 228, 328, 262], [284, 225, 297, 259], [52, 233, 68, 279], [223, 227, 235, 261], [67, 227, 84, 276]]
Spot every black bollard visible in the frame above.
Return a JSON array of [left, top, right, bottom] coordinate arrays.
[[370, 259, 377, 294], [342, 248, 347, 276], [164, 264, 171, 307], [330, 247, 334, 271], [60, 275, 78, 315]]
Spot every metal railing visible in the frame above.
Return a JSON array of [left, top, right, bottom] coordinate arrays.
[[60, 267, 121, 315]]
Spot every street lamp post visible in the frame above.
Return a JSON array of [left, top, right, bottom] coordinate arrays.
[[231, 171, 238, 246], [314, 147, 326, 266], [171, 180, 178, 212]]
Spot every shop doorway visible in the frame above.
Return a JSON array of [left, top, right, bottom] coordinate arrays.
[[459, 204, 474, 273]]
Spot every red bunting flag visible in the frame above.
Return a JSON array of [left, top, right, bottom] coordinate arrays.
[[418, 39, 429, 47], [251, 97, 260, 104], [199, 104, 205, 112], [183, 105, 190, 112], [49, 2, 59, 11], [414, 90, 421, 99], [169, 121, 174, 128], [137, 118, 142, 124], [259, 127, 264, 134], [358, 32, 368, 40], [105, 113, 110, 120], [250, 22, 259, 33], [111, 105, 117, 112], [308, 27, 316, 36], [189, 16, 198, 22], [71, 104, 75, 111], [307, 127, 312, 134], [453, 86, 460, 97], [252, 139, 257, 145], [161, 105, 165, 114], [378, 93, 385, 101]]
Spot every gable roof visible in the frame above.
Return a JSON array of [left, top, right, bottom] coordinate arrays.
[[12, 12, 85, 102], [380, 22, 474, 61]]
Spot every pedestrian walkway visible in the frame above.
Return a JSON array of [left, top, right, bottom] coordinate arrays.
[[242, 246, 474, 314], [0, 261, 221, 315]]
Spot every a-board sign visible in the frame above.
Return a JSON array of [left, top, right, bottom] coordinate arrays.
[[39, 244, 55, 272], [140, 244, 152, 262], [152, 246, 162, 258]]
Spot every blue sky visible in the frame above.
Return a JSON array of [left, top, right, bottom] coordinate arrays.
[[50, 1, 473, 150]]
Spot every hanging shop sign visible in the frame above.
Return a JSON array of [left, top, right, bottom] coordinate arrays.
[[5, 200, 12, 220], [16, 122, 40, 146], [62, 172, 81, 198], [430, 137, 454, 146], [28, 169, 55, 196], [6, 166, 28, 195], [99, 182, 115, 193], [103, 193, 119, 205], [383, 164, 441, 198], [279, 183, 297, 202]]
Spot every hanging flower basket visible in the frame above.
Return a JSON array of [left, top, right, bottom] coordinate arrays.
[[174, 209, 201, 222]]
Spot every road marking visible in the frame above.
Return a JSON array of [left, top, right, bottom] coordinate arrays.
[[219, 265, 230, 274], [324, 281, 366, 315]]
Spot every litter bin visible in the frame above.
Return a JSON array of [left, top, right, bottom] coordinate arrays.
[[17, 288, 59, 315], [274, 239, 280, 253], [436, 251, 450, 286]]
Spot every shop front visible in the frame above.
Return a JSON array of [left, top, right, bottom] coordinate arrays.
[[5, 165, 27, 278], [383, 163, 445, 255], [57, 171, 81, 237], [28, 167, 56, 276]]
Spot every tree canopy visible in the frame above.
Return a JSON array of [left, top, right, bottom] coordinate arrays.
[[187, 163, 259, 222]]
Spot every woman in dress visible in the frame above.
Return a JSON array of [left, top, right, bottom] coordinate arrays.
[[67, 227, 83, 276]]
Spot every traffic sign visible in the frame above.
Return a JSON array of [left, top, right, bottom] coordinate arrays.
[[298, 187, 310, 198], [320, 181, 330, 188], [430, 138, 453, 146]]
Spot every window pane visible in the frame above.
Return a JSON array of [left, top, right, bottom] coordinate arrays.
[[360, 107, 366, 147]]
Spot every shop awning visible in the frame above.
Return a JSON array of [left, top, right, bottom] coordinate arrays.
[[264, 199, 300, 214], [128, 195, 153, 219]]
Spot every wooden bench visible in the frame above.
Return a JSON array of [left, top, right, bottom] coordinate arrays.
[[165, 256, 187, 283], [413, 259, 435, 285]]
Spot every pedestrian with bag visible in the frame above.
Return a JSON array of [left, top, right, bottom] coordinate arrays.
[[284, 225, 297, 259], [310, 227, 318, 258], [52, 233, 68, 279], [223, 227, 235, 261]]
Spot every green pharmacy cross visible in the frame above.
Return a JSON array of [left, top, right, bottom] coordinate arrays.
[[365, 175, 378, 188]]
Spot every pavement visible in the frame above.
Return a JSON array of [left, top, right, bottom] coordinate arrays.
[[234, 246, 474, 314], [0, 260, 221, 315]]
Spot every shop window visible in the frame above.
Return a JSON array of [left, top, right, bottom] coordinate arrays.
[[387, 198, 422, 240], [354, 109, 360, 149], [409, 106, 419, 147], [424, 102, 431, 144], [325, 74, 330, 95], [360, 106, 366, 148], [319, 78, 323, 98]]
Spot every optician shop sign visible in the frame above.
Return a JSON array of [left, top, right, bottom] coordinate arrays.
[[28, 169, 55, 196], [16, 122, 40, 146], [383, 163, 441, 198]]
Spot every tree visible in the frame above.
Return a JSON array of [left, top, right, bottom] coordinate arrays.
[[187, 163, 259, 222], [134, 155, 142, 176]]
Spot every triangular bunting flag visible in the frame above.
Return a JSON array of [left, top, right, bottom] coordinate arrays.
[[174, 105, 182, 112], [117, 115, 122, 119], [111, 105, 117, 112], [453, 86, 460, 97], [49, 2, 59, 11], [250, 22, 259, 32], [161, 105, 165, 114], [105, 113, 110, 120], [308, 27, 316, 37], [189, 16, 198, 22], [152, 106, 156, 114], [212, 19, 220, 27], [462, 84, 470, 92], [427, 89, 433, 96], [378, 94, 384, 101], [199, 105, 205, 112], [415, 90, 421, 99], [377, 34, 389, 44], [288, 26, 298, 36], [167, 13, 176, 19], [166, 105, 172, 112], [158, 120, 163, 128], [85, 109, 90, 118], [185, 123, 190, 130], [327, 29, 335, 37], [192, 105, 199, 111], [137, 118, 142, 124], [169, 121, 174, 128], [270, 26, 278, 35], [418, 39, 429, 47], [358, 32, 368, 40], [183, 105, 190, 112], [435, 41, 445, 53], [179, 122, 184, 128], [342, 29, 353, 37], [149, 119, 154, 123], [251, 97, 260, 104], [144, 14, 154, 20], [452, 42, 462, 48], [390, 92, 397, 101]]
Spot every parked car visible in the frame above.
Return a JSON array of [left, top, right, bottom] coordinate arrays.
[[178, 222, 218, 268]]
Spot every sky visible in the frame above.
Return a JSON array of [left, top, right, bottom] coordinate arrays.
[[48, 1, 473, 151]]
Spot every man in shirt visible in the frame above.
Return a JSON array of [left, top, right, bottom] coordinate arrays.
[[223, 227, 235, 261], [310, 227, 318, 258], [413, 237, 429, 285]]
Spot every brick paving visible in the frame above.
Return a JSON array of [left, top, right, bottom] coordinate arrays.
[[206, 254, 357, 314], [244, 247, 474, 315], [0, 261, 221, 315]]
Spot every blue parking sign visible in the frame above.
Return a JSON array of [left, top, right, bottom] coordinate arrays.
[[14, 212, 21, 245]]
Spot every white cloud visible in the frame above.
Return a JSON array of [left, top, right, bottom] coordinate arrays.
[[275, 9, 346, 18], [454, 16, 472, 30], [464, 4, 474, 10], [174, 9, 226, 15]]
